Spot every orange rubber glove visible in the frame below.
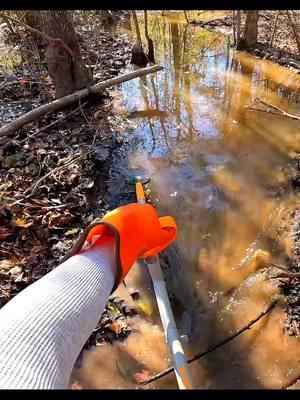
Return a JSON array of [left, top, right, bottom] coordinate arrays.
[[81, 203, 177, 290]]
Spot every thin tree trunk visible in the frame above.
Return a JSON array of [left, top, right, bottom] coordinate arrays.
[[270, 11, 280, 46], [183, 10, 189, 23], [132, 10, 142, 43], [131, 11, 148, 67], [232, 10, 236, 46], [286, 11, 300, 53], [144, 10, 155, 63], [236, 10, 241, 44]]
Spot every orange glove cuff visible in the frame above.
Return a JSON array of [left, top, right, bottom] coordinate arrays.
[[83, 203, 177, 290]]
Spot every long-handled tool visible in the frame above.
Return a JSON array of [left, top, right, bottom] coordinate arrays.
[[135, 180, 195, 389]]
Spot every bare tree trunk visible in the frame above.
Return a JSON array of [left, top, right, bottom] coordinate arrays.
[[232, 10, 236, 46], [270, 11, 280, 46], [183, 10, 189, 23], [286, 11, 300, 53], [26, 11, 92, 98], [144, 10, 155, 63], [132, 10, 142, 43], [236, 10, 241, 44], [131, 10, 148, 67], [238, 10, 259, 48]]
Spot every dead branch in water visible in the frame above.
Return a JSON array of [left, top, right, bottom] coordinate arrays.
[[0, 65, 163, 138], [138, 299, 278, 386], [183, 11, 189, 23], [282, 373, 300, 389], [268, 262, 300, 279], [246, 98, 300, 121]]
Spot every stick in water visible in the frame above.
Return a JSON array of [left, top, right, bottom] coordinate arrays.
[[139, 299, 278, 386]]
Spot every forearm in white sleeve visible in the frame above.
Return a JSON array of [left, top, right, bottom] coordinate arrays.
[[0, 237, 116, 389]]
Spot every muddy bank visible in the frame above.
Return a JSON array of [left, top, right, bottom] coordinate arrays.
[[192, 11, 300, 73]]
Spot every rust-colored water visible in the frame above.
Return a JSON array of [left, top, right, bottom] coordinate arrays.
[[75, 11, 300, 389]]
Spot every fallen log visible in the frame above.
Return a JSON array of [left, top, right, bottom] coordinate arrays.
[[0, 65, 163, 138]]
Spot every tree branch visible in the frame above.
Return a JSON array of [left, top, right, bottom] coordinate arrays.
[[0, 65, 163, 138], [139, 299, 278, 386], [0, 11, 53, 42], [245, 98, 300, 121], [0, 12, 75, 60]]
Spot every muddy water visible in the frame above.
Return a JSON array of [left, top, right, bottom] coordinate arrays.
[[77, 12, 300, 389]]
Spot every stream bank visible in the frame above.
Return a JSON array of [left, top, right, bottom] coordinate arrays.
[[0, 11, 141, 353], [191, 11, 300, 73]]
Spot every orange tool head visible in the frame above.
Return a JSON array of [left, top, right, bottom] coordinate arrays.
[[136, 181, 146, 203]]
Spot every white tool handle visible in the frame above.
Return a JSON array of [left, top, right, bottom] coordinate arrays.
[[146, 255, 195, 389]]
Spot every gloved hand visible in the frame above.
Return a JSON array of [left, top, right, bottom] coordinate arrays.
[[81, 203, 177, 289]]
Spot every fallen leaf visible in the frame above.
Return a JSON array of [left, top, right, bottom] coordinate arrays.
[[134, 369, 153, 389], [0, 260, 14, 271], [0, 227, 13, 241], [9, 266, 22, 276], [36, 148, 47, 155], [108, 321, 122, 335], [4, 154, 25, 168], [136, 299, 153, 316], [26, 162, 39, 175], [0, 181, 13, 192], [48, 211, 74, 228], [43, 75, 52, 82], [65, 229, 79, 236], [32, 245, 49, 254], [14, 218, 33, 228], [71, 381, 83, 390], [107, 300, 122, 315], [93, 110, 103, 119]]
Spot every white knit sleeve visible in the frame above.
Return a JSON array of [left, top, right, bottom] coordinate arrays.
[[0, 239, 116, 389]]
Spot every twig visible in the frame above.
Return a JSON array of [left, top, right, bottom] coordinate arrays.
[[270, 11, 280, 46], [245, 98, 300, 121], [269, 262, 291, 272], [246, 106, 285, 117], [282, 373, 300, 389], [183, 10, 189, 23], [26, 150, 93, 197], [19, 10, 29, 22], [79, 99, 93, 127], [139, 299, 278, 385], [19, 102, 87, 144], [0, 12, 52, 42], [0, 12, 75, 60], [9, 149, 93, 208], [25, 203, 70, 211], [270, 271, 300, 279], [266, 262, 300, 279]]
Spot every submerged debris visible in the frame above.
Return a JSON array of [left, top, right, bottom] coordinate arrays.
[[279, 206, 300, 337]]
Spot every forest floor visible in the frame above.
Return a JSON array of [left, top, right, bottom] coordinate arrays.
[[0, 11, 142, 357], [193, 10, 300, 73]]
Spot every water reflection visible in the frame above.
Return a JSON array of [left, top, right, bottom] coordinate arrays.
[[77, 12, 300, 389]]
